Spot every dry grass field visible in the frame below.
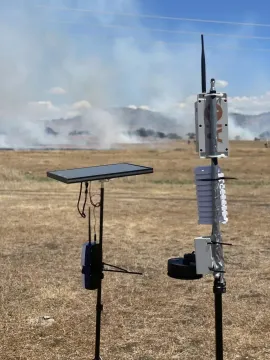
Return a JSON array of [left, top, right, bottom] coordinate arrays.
[[0, 140, 270, 360]]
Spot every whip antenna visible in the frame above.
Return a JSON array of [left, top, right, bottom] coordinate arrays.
[[201, 34, 206, 93]]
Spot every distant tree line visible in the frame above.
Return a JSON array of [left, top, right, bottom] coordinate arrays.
[[132, 127, 182, 139], [45, 127, 90, 136], [45, 126, 182, 139]]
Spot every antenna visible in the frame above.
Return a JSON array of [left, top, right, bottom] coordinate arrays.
[[201, 34, 206, 93], [47, 163, 153, 360]]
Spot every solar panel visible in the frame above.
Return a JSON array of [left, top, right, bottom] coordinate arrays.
[[47, 162, 153, 184]]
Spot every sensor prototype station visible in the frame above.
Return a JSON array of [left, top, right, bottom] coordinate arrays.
[[168, 34, 235, 360], [47, 162, 153, 360]]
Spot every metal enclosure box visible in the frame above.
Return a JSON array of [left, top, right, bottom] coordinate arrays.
[[195, 93, 229, 158], [194, 236, 213, 275]]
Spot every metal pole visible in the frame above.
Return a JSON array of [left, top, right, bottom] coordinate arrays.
[[94, 181, 104, 360], [209, 78, 223, 270], [215, 279, 224, 360], [209, 79, 226, 360]]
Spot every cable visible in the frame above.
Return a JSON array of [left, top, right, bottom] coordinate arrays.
[[76, 181, 101, 239], [88, 205, 92, 243], [89, 182, 101, 208], [43, 20, 270, 41], [77, 182, 88, 218], [34, 4, 270, 29], [88, 182, 101, 241]]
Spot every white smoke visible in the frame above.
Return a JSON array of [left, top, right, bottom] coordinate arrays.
[[0, 1, 267, 147], [228, 115, 255, 140]]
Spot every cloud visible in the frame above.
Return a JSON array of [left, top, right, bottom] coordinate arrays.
[[216, 80, 228, 89], [26, 100, 93, 120], [48, 87, 67, 95], [127, 105, 151, 110], [71, 100, 92, 111], [27, 101, 62, 119], [138, 105, 150, 110], [28, 101, 59, 111], [228, 92, 270, 114], [65, 100, 92, 118], [171, 91, 270, 116]]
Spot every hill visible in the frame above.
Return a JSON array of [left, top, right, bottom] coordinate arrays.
[[45, 107, 270, 140]]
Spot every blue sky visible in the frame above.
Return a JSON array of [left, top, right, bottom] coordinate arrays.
[[1, 0, 270, 112], [142, 0, 267, 23]]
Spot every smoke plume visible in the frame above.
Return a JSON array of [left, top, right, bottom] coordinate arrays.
[[0, 0, 265, 148]]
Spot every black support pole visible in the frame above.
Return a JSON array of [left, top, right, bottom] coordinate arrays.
[[94, 182, 104, 360], [214, 277, 225, 360]]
